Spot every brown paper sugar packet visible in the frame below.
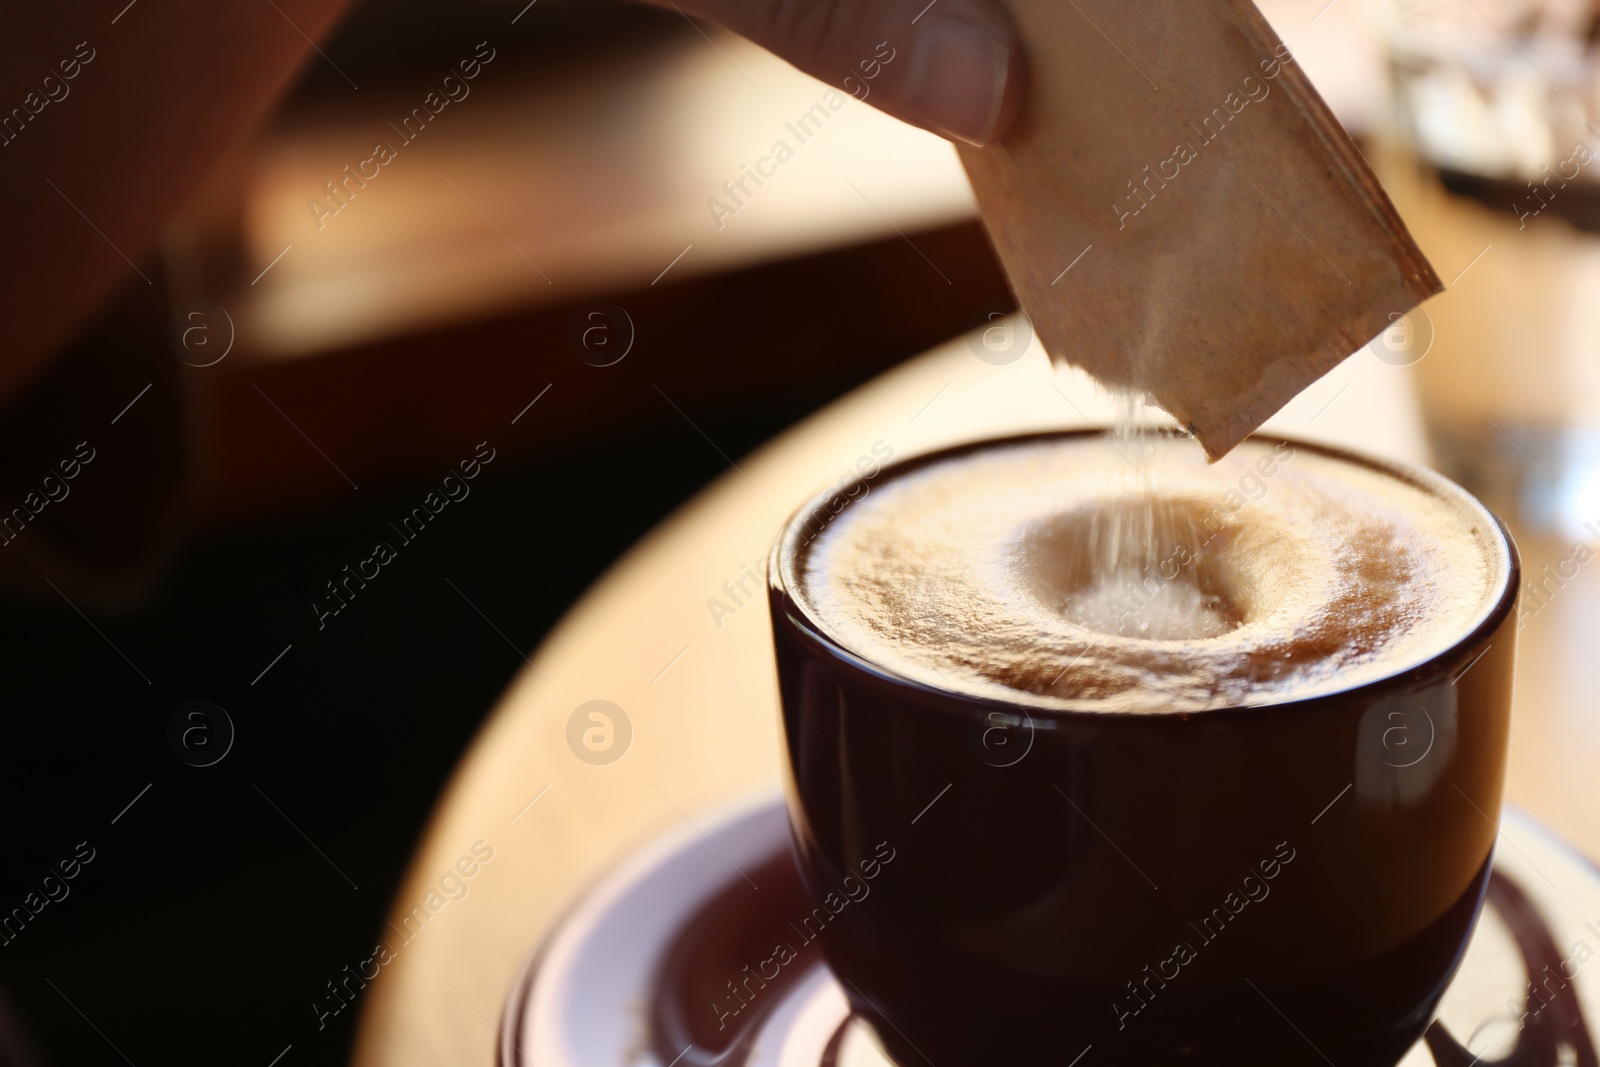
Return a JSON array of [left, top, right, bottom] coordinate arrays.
[[959, 0, 1441, 460]]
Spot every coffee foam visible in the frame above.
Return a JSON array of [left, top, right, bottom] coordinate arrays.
[[790, 436, 1503, 713]]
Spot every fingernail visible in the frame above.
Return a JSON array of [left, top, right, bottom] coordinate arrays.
[[904, 17, 1010, 146]]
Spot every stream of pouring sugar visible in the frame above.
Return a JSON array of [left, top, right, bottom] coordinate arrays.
[[1061, 385, 1234, 641]]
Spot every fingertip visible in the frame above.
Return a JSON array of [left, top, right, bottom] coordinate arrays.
[[903, 15, 1025, 147], [987, 37, 1028, 144]]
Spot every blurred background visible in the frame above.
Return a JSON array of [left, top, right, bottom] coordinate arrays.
[[3, 0, 1599, 1063]]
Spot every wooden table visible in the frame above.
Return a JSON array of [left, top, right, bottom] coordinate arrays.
[[352, 325, 1467, 1067]]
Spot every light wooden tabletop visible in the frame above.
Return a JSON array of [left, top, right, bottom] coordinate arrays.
[[348, 324, 1503, 1067]]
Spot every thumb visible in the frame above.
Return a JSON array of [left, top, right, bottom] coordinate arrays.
[[658, 0, 1026, 146]]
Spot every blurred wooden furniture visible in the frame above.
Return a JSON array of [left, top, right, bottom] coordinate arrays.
[[155, 1, 1375, 532], [350, 325, 1454, 1067], [177, 1, 1374, 361], [158, 27, 1000, 530], [213, 36, 978, 359]]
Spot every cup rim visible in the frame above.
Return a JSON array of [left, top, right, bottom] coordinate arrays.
[[769, 429, 1521, 720]]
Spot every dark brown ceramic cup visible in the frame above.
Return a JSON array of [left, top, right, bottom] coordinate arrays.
[[768, 431, 1519, 1067]]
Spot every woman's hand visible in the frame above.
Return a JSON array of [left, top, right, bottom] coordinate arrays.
[[656, 0, 1026, 145]]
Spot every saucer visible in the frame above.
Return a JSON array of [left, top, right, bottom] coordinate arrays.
[[499, 794, 1600, 1066]]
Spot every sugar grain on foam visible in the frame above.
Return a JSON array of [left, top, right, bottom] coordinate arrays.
[[794, 435, 1499, 713]]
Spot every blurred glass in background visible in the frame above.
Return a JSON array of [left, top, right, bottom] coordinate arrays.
[[1375, 0, 1600, 538], [1359, 0, 1600, 855]]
